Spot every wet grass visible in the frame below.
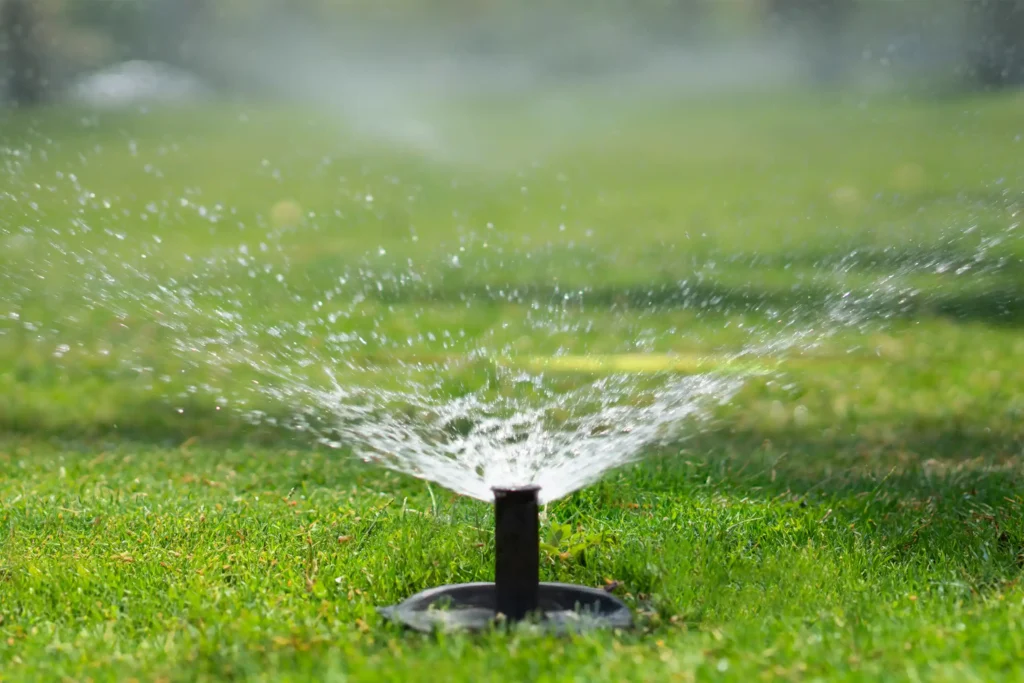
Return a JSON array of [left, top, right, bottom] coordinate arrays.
[[1, 90, 1024, 680]]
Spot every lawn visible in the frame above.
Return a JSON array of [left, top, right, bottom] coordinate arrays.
[[1, 89, 1023, 681]]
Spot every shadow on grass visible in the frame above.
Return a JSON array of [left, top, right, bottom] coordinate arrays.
[[368, 278, 1024, 327], [283, 240, 1024, 325], [553, 418, 1024, 534], [642, 420, 1023, 500], [0, 397, 311, 449]]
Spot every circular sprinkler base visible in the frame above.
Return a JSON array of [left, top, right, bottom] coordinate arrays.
[[378, 582, 633, 633]]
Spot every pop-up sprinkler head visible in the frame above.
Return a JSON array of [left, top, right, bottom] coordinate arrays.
[[492, 485, 540, 622], [378, 485, 632, 633]]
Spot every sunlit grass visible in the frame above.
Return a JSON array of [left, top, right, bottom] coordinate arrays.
[[1, 91, 1023, 680]]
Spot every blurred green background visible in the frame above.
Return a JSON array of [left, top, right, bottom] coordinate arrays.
[[3, 0, 1024, 105]]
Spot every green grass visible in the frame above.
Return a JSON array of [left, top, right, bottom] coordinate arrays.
[[1, 89, 1023, 681]]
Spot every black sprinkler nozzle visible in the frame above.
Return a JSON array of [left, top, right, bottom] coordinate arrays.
[[492, 485, 541, 622]]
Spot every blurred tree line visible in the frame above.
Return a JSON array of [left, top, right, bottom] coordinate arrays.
[[2, 0, 1023, 106]]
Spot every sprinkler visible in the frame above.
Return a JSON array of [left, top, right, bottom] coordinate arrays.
[[493, 486, 541, 621], [378, 485, 632, 633]]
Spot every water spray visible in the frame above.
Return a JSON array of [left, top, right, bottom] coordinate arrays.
[[379, 485, 632, 632]]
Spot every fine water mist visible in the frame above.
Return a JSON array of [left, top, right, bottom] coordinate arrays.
[[186, 10, 814, 168]]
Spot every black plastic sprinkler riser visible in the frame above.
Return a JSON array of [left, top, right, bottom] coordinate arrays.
[[492, 486, 540, 622], [378, 483, 631, 632]]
